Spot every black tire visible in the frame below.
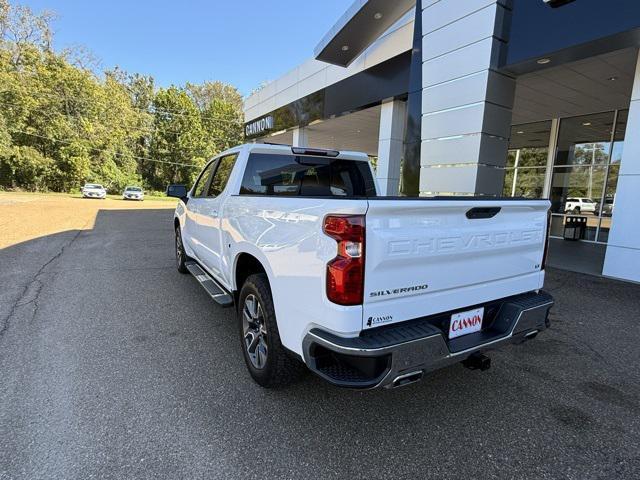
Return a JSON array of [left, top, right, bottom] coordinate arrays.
[[573, 207, 581, 214], [238, 274, 306, 388], [175, 226, 189, 274]]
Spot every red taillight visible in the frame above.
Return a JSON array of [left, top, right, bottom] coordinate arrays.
[[323, 215, 365, 306]]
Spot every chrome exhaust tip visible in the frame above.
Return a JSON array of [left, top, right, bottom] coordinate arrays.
[[392, 371, 423, 388]]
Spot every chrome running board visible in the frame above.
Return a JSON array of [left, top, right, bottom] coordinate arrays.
[[185, 261, 234, 307]]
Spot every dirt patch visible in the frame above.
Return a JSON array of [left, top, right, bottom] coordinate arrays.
[[0, 192, 177, 249]]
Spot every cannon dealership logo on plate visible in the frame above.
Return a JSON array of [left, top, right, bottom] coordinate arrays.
[[449, 307, 484, 339]]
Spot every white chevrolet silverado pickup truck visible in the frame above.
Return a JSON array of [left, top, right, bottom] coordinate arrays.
[[167, 143, 554, 389]]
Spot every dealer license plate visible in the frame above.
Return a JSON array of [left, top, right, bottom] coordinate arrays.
[[449, 307, 484, 339]]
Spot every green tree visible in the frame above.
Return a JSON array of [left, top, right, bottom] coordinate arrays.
[[2, 145, 56, 190], [186, 81, 243, 112], [149, 86, 207, 188], [187, 81, 244, 168], [114, 69, 156, 186], [55, 141, 91, 191], [0, 0, 244, 193]]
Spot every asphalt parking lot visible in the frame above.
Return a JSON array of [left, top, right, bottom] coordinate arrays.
[[1, 194, 639, 480]]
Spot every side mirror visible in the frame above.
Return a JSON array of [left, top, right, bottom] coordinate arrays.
[[166, 184, 188, 199]]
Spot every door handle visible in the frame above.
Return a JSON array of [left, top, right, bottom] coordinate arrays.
[[466, 207, 501, 219]]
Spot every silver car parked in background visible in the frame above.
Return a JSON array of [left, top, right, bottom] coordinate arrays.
[[123, 186, 144, 201], [82, 183, 107, 199]]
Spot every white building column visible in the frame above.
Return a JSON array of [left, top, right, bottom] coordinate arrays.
[[292, 127, 308, 147], [420, 0, 515, 196], [603, 50, 640, 283], [376, 99, 406, 196]]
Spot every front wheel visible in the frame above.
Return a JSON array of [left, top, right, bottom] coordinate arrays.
[[238, 274, 305, 388], [175, 226, 189, 274]]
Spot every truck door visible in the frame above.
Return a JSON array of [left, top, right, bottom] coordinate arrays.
[[185, 160, 217, 258], [196, 153, 238, 282]]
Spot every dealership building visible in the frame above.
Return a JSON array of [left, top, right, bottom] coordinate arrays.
[[243, 0, 640, 283]]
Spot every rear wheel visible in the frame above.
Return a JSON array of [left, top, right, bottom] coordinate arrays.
[[238, 274, 305, 388], [175, 226, 189, 274]]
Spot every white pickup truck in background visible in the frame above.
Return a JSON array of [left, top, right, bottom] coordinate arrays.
[[167, 143, 554, 389]]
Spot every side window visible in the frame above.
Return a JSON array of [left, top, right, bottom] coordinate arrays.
[[207, 154, 238, 197], [193, 161, 216, 197]]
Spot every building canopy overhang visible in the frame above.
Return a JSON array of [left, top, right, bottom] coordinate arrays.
[[248, 0, 640, 142], [314, 0, 415, 67]]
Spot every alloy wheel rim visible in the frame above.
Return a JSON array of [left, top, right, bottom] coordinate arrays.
[[176, 231, 183, 266], [242, 294, 268, 370]]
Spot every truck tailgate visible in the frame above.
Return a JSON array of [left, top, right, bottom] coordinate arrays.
[[362, 199, 549, 330]]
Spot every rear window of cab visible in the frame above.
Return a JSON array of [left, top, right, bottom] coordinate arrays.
[[239, 153, 377, 197]]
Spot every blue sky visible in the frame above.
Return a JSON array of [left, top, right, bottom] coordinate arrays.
[[21, 0, 352, 95]]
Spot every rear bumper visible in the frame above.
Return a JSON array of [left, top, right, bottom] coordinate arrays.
[[302, 290, 554, 389]]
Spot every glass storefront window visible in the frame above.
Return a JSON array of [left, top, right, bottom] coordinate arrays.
[[550, 165, 606, 214], [611, 142, 624, 164], [505, 110, 627, 245], [597, 110, 628, 242], [614, 109, 628, 141], [502, 169, 515, 196], [611, 110, 628, 164], [503, 121, 551, 199], [549, 110, 627, 244], [549, 215, 566, 238], [555, 112, 614, 166], [510, 168, 546, 198], [517, 147, 548, 167], [550, 165, 607, 241], [597, 164, 620, 243]]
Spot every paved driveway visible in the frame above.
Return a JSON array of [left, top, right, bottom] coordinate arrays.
[[1, 197, 639, 479]]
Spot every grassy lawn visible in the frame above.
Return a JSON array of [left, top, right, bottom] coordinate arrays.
[[89, 194, 178, 203], [2, 191, 175, 202]]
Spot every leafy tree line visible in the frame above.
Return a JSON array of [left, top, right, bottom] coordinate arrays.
[[0, 0, 244, 193]]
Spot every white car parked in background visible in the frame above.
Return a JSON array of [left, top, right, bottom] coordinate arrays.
[[81, 183, 107, 199], [123, 186, 144, 201], [564, 197, 597, 214]]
